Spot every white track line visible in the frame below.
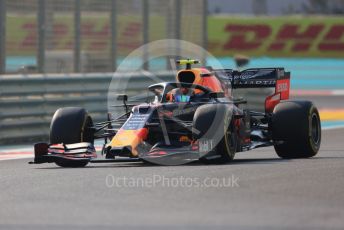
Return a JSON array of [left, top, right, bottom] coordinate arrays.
[[291, 89, 344, 96], [322, 125, 344, 130]]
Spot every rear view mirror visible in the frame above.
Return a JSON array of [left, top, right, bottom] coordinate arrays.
[[116, 94, 128, 102]]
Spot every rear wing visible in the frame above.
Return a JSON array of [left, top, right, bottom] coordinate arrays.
[[213, 67, 289, 87], [213, 68, 291, 113]]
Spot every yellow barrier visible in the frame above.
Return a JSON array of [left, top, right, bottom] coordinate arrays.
[[320, 109, 344, 121]]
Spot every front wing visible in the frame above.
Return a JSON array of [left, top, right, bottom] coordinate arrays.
[[30, 140, 217, 165]]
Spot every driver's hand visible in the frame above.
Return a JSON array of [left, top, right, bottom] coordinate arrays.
[[166, 93, 172, 102]]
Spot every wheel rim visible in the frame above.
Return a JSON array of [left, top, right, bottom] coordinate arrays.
[[311, 113, 320, 145], [225, 129, 236, 158], [229, 131, 236, 150]]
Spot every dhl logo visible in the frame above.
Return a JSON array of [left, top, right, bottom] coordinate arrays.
[[222, 24, 344, 52], [6, 16, 344, 57]]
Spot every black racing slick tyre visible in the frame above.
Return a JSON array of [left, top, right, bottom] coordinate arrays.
[[193, 104, 237, 164], [271, 101, 321, 159], [50, 107, 94, 167]]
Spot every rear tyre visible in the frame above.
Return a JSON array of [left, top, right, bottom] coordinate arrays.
[[271, 101, 321, 159], [50, 107, 94, 167], [193, 104, 236, 164]]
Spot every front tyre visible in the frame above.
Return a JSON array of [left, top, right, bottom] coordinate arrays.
[[271, 101, 321, 159], [50, 107, 94, 167], [193, 104, 236, 164]]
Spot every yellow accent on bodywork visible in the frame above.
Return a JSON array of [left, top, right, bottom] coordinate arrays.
[[176, 59, 200, 65]]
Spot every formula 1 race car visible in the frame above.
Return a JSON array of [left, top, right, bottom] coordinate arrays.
[[31, 59, 321, 167]]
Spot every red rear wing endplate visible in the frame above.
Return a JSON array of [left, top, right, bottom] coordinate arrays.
[[265, 72, 290, 113]]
